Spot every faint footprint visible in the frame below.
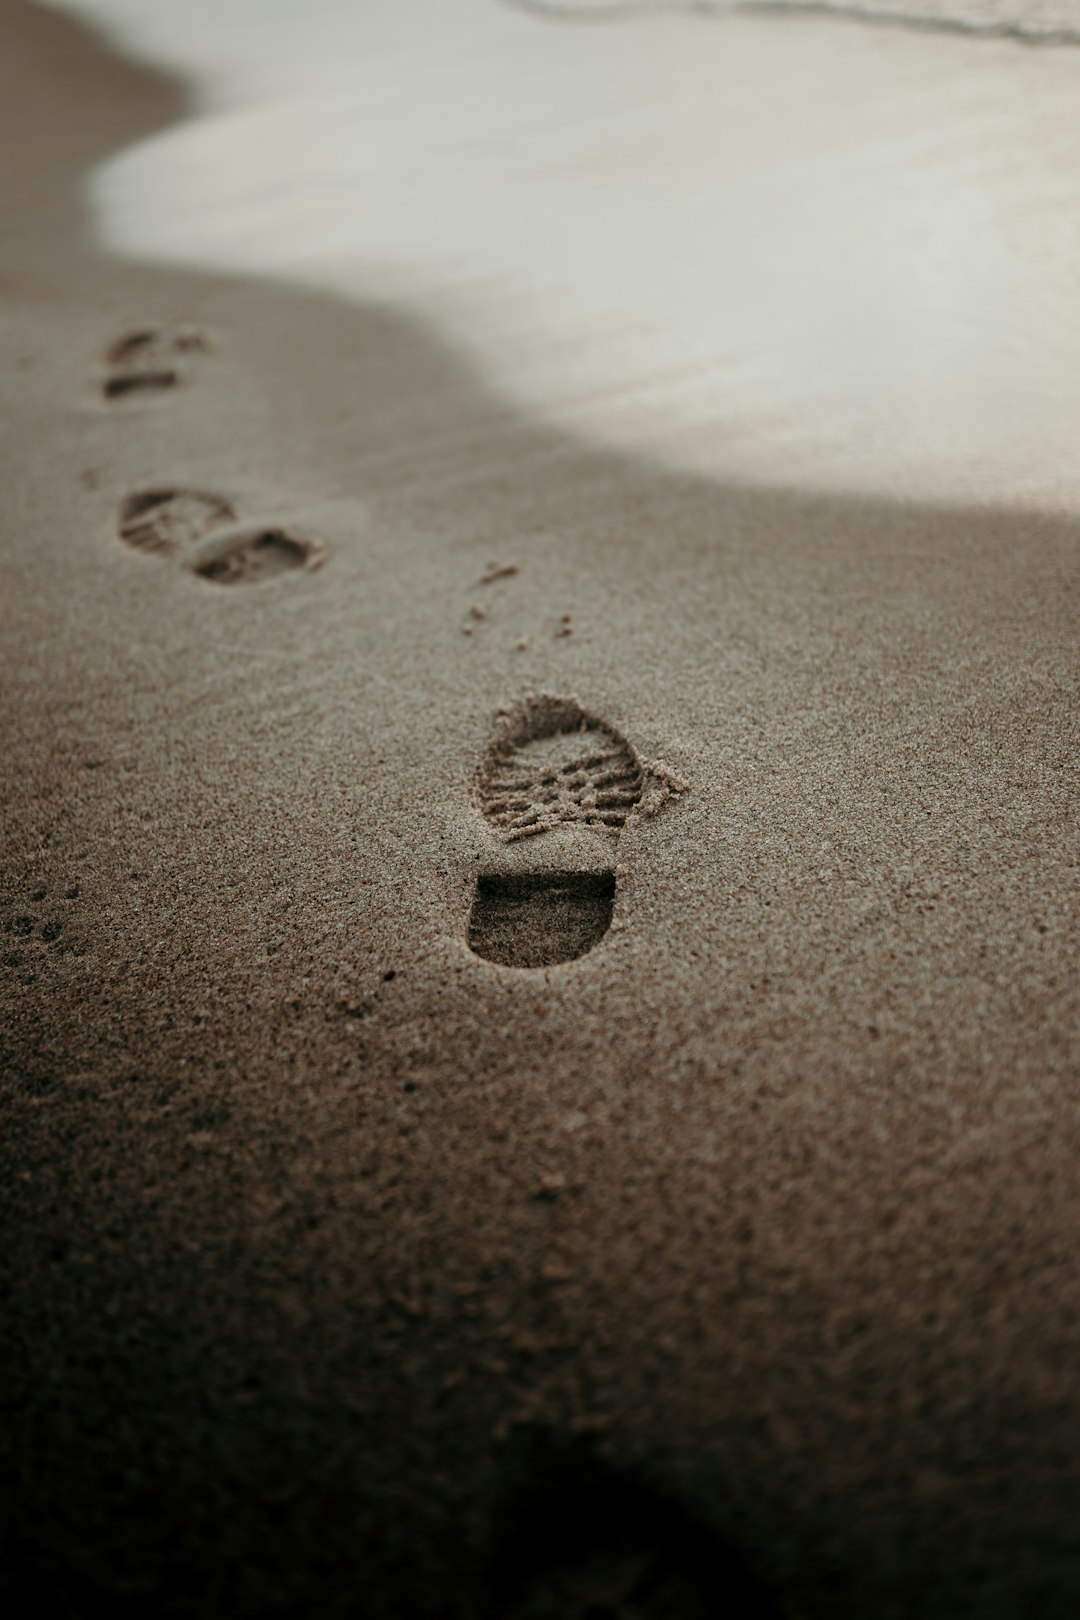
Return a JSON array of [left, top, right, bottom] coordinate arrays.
[[101, 325, 208, 400], [467, 693, 685, 968], [115, 491, 327, 586], [117, 489, 237, 558], [187, 525, 327, 585], [468, 871, 616, 969]]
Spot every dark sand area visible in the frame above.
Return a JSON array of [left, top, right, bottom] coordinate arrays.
[[2, 2, 1079, 1614]]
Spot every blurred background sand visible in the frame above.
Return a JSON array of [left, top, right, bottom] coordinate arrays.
[[43, 0, 1080, 507]]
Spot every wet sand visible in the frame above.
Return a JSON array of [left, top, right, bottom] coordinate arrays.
[[2, 1, 1079, 1616]]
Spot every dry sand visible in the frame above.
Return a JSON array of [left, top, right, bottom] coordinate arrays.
[[2, 1, 1079, 1616]]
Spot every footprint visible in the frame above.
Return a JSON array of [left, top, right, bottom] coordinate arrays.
[[468, 871, 615, 969], [468, 694, 685, 968], [115, 491, 327, 586], [117, 489, 237, 558], [478, 694, 645, 842], [487, 1447, 780, 1620], [187, 525, 327, 585], [101, 326, 208, 400]]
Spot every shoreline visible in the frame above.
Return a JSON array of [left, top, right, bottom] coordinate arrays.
[[46, 0, 1080, 513]]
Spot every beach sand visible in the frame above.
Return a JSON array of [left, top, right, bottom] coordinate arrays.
[[2, 1, 1079, 1615]]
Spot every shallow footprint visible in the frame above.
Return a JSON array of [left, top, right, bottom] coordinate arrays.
[[117, 488, 236, 558], [115, 492, 326, 586], [188, 524, 327, 586], [101, 325, 208, 400]]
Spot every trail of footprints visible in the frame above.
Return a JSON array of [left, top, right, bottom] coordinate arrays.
[[103, 327, 326, 585], [98, 326, 685, 960], [91, 327, 723, 1617]]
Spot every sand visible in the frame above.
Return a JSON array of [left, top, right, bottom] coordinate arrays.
[[1, 1, 1079, 1615]]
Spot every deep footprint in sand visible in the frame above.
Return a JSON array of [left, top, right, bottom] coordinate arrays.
[[468, 694, 685, 968], [101, 325, 208, 400], [478, 693, 646, 842]]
